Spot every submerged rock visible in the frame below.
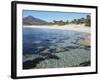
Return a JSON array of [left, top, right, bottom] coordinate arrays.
[[49, 47, 69, 53], [32, 41, 41, 44], [43, 54, 60, 59], [71, 61, 91, 67], [79, 61, 91, 66], [66, 46, 79, 49], [45, 39, 51, 41], [55, 47, 67, 53], [84, 46, 91, 50], [23, 57, 45, 69], [41, 49, 50, 54]]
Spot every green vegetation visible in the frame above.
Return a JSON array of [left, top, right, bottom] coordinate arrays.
[[70, 15, 91, 26], [45, 15, 91, 26], [85, 15, 91, 26]]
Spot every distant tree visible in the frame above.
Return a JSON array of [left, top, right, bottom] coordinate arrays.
[[66, 20, 69, 24], [80, 18, 85, 24], [53, 20, 57, 24], [73, 19, 77, 24], [85, 15, 91, 26], [59, 20, 63, 23], [51, 15, 90, 26], [77, 19, 82, 24], [58, 20, 65, 25], [87, 15, 91, 20]]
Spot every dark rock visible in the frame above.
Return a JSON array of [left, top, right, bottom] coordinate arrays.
[[23, 54, 60, 69], [36, 47, 47, 53], [40, 53, 51, 56], [49, 48, 56, 53], [44, 54, 60, 59], [63, 48, 70, 51], [78, 36, 85, 40], [84, 46, 91, 50], [79, 61, 91, 66], [71, 61, 91, 67], [45, 39, 51, 41], [66, 46, 79, 49], [23, 57, 45, 69]]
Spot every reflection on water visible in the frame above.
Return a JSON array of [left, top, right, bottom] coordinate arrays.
[[23, 27, 90, 69]]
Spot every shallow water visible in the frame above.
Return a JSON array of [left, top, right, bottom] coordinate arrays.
[[23, 27, 90, 69]]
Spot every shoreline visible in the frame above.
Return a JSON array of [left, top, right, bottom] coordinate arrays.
[[23, 24, 90, 33]]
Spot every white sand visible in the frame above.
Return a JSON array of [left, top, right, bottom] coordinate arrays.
[[24, 24, 90, 33]]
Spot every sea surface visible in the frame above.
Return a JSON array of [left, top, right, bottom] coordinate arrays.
[[23, 27, 90, 69]]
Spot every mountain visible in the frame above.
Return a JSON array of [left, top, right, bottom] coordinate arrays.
[[23, 16, 47, 25]]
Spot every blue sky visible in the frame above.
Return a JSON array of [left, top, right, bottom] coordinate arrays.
[[23, 10, 90, 22]]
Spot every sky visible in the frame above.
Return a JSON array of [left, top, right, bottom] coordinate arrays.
[[23, 10, 90, 22]]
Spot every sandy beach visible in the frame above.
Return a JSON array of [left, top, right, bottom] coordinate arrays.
[[24, 24, 90, 33]]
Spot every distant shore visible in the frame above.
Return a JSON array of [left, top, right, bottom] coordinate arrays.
[[23, 24, 90, 33]]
